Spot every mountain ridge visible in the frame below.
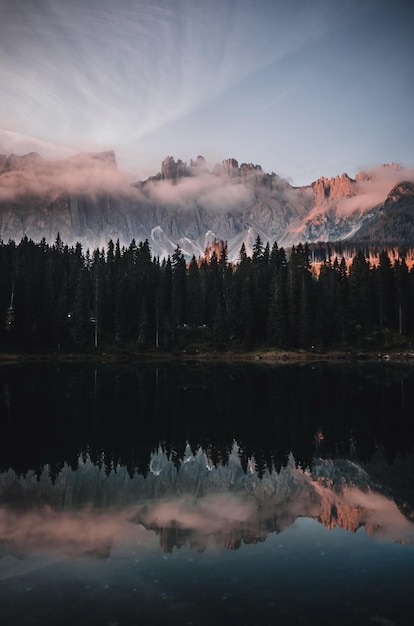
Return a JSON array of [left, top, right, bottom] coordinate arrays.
[[0, 151, 413, 260]]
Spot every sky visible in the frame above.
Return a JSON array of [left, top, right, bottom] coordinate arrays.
[[0, 0, 413, 186]]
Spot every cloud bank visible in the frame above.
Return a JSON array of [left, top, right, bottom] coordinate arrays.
[[339, 164, 414, 216], [1, 151, 413, 225], [0, 151, 140, 201]]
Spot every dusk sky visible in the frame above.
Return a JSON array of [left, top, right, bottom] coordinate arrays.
[[1, 0, 413, 185]]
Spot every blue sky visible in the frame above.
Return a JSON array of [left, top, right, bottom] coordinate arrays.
[[1, 0, 413, 185]]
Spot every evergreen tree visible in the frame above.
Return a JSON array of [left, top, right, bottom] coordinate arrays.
[[158, 256, 173, 346], [394, 257, 410, 335], [172, 245, 187, 328], [376, 250, 394, 330], [186, 256, 202, 326], [348, 251, 373, 338], [266, 249, 288, 347], [286, 244, 314, 347], [233, 244, 254, 345]]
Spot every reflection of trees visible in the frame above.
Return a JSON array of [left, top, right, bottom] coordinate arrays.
[[0, 362, 414, 479]]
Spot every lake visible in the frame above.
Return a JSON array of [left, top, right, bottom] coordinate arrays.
[[1, 360, 414, 625]]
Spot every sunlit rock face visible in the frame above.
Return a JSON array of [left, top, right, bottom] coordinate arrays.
[[1, 446, 413, 557], [0, 151, 413, 260], [311, 173, 356, 203]]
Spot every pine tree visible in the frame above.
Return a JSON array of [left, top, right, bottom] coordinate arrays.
[[376, 250, 394, 330], [266, 252, 288, 347], [394, 257, 410, 336], [348, 251, 373, 337], [158, 256, 173, 346], [286, 244, 314, 347], [172, 245, 187, 328], [186, 256, 202, 326]]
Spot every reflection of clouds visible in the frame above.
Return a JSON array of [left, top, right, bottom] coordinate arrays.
[[0, 505, 150, 563], [343, 488, 414, 542], [140, 494, 255, 534]]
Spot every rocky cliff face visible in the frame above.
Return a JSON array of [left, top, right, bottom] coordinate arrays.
[[311, 172, 356, 203], [0, 151, 412, 260]]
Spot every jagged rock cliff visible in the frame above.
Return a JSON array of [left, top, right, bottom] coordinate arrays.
[[311, 172, 356, 203], [0, 151, 412, 259]]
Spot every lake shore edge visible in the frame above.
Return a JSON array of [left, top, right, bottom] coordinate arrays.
[[1, 347, 414, 366]]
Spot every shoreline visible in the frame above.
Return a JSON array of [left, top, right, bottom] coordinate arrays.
[[1, 348, 414, 366]]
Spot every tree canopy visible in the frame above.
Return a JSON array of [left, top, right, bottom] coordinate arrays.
[[1, 236, 413, 352]]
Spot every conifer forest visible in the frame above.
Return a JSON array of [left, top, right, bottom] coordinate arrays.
[[1, 235, 413, 353]]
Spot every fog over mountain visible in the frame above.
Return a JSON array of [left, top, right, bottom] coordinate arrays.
[[1, 151, 413, 260]]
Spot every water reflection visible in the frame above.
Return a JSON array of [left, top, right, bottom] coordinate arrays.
[[1, 363, 414, 625], [1, 361, 414, 480], [1, 445, 413, 562]]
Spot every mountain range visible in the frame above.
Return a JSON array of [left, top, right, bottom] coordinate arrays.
[[0, 150, 413, 260]]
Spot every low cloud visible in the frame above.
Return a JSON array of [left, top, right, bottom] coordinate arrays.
[[0, 152, 141, 201], [304, 164, 414, 224], [339, 164, 414, 216], [1, 152, 413, 237], [143, 173, 255, 212]]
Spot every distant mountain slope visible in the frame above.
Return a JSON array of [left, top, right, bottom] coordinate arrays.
[[350, 181, 414, 245], [0, 151, 413, 259]]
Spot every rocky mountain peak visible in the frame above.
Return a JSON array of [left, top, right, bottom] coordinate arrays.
[[0, 151, 44, 174], [88, 150, 117, 169], [211, 158, 265, 183], [356, 162, 402, 184], [221, 158, 239, 177], [68, 150, 118, 170], [190, 155, 208, 172], [0, 150, 119, 179], [1, 149, 413, 261], [158, 155, 266, 183], [160, 155, 190, 180], [311, 172, 356, 203]]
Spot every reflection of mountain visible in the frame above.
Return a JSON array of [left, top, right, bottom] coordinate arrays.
[[1, 362, 414, 557], [1, 446, 413, 557]]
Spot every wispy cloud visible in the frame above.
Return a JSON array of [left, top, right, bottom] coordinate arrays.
[[0, 0, 334, 159]]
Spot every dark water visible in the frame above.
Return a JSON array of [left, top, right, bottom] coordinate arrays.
[[1, 361, 414, 625]]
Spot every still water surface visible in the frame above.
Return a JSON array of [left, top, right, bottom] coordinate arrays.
[[1, 361, 414, 625]]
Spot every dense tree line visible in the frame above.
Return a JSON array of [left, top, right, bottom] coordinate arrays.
[[1, 234, 414, 352]]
